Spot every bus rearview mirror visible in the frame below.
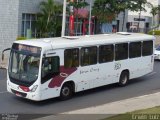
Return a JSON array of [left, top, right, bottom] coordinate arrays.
[[2, 48, 11, 61]]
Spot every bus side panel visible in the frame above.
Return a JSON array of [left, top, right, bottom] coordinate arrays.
[[91, 62, 117, 88], [129, 56, 153, 79], [74, 66, 95, 92], [40, 80, 60, 100], [73, 62, 117, 92]]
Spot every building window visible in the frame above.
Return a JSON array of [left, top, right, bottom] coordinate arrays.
[[115, 43, 128, 61], [81, 46, 97, 66], [129, 42, 142, 58], [64, 48, 79, 68], [142, 41, 153, 56], [21, 13, 36, 38], [99, 45, 114, 63]]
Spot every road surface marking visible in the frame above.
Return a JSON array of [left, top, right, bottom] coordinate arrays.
[[0, 91, 8, 94]]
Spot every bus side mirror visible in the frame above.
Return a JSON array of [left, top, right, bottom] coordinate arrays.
[[2, 48, 11, 61]]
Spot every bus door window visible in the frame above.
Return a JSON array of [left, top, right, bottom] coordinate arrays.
[[41, 56, 60, 83]]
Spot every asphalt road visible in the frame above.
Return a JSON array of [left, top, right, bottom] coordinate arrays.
[[0, 61, 160, 116]]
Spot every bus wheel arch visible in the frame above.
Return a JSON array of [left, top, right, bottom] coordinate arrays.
[[60, 81, 75, 100], [119, 69, 130, 87]]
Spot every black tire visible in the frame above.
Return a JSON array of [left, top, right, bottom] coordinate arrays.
[[60, 83, 73, 100], [119, 71, 129, 87]]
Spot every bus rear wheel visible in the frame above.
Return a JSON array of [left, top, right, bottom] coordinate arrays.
[[119, 71, 129, 87], [60, 83, 73, 100]]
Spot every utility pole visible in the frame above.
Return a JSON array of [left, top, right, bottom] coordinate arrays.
[[88, 0, 92, 35], [61, 0, 67, 37]]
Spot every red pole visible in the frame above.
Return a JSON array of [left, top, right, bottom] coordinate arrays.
[[69, 0, 75, 36], [69, 15, 74, 36]]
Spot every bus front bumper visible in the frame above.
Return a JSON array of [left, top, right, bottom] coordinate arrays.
[[7, 81, 41, 101]]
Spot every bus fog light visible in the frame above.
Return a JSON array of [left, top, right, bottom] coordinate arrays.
[[31, 85, 38, 92]]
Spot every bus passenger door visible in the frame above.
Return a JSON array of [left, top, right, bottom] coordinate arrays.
[[40, 56, 60, 99]]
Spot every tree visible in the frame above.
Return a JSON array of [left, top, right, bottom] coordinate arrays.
[[115, 0, 146, 31], [92, 0, 138, 31], [92, 0, 154, 32], [150, 5, 160, 28], [115, 0, 131, 31], [92, 0, 117, 23], [132, 0, 152, 32], [68, 0, 89, 10], [36, 0, 62, 38]]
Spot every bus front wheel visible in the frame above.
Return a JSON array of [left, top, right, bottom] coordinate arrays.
[[119, 71, 129, 87], [60, 83, 73, 100]]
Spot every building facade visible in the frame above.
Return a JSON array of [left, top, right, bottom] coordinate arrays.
[[127, 0, 160, 33], [0, 0, 128, 58], [0, 0, 46, 58], [0, 0, 160, 58]]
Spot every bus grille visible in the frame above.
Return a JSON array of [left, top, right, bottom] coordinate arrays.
[[11, 89, 27, 98]]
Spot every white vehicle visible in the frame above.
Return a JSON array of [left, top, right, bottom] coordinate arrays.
[[6, 32, 155, 101], [154, 46, 160, 60]]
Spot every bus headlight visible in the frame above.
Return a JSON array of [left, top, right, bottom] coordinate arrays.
[[31, 85, 38, 92]]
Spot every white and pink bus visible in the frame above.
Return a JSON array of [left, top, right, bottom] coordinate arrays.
[[6, 32, 155, 101]]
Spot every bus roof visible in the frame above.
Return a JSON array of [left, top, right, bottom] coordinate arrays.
[[15, 33, 155, 49]]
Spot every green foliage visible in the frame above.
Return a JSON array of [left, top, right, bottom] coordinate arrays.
[[36, 0, 63, 38], [132, 0, 150, 11], [68, 1, 89, 9], [150, 6, 159, 16], [92, 0, 137, 23], [92, 0, 152, 23], [150, 5, 160, 26], [92, 0, 117, 23], [16, 36, 27, 40], [148, 30, 160, 35]]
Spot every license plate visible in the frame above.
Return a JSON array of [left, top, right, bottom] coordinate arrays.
[[16, 92, 22, 97]]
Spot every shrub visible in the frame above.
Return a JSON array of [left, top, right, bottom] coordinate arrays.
[[16, 36, 27, 40], [148, 30, 160, 35]]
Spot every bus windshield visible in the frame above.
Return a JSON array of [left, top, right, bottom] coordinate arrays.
[[9, 43, 41, 86]]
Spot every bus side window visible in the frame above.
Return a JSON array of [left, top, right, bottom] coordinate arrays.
[[64, 48, 79, 68], [99, 45, 114, 63], [41, 56, 60, 83], [129, 42, 141, 58], [81, 46, 97, 66], [115, 43, 128, 61], [142, 40, 153, 56]]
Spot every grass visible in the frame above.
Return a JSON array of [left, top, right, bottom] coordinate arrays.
[[103, 106, 160, 120]]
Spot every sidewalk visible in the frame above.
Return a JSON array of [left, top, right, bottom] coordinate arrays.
[[34, 92, 160, 120]]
